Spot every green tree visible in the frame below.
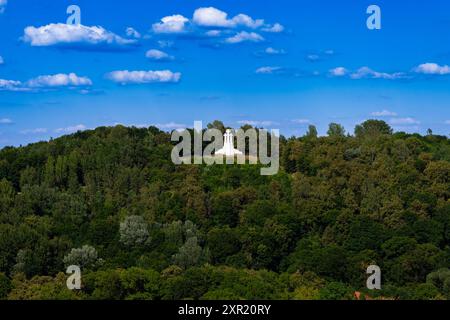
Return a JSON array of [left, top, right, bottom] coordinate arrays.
[[327, 123, 346, 137], [119, 215, 149, 247]]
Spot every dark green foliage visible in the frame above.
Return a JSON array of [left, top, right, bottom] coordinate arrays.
[[0, 122, 449, 300]]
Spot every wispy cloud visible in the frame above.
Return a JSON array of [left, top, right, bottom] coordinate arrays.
[[0, 118, 13, 125], [154, 122, 187, 130], [264, 47, 286, 55], [55, 124, 87, 134], [20, 128, 48, 135], [255, 66, 282, 74], [237, 120, 278, 127], [389, 117, 420, 125], [371, 110, 398, 117], [329, 66, 407, 80], [305, 50, 334, 62], [291, 119, 311, 125], [350, 67, 407, 80]]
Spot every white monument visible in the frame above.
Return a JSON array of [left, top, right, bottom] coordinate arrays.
[[215, 129, 243, 156]]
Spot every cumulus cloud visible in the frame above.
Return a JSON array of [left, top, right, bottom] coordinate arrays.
[[371, 110, 398, 117], [0, 79, 26, 91], [261, 23, 285, 33], [152, 15, 189, 34], [413, 63, 450, 75], [350, 67, 407, 80], [126, 27, 141, 39], [145, 49, 174, 61], [226, 31, 264, 44], [0, 118, 13, 124], [0, 0, 7, 14], [23, 23, 137, 49], [232, 14, 265, 29], [0, 73, 91, 91], [193, 7, 264, 29], [26, 73, 92, 88], [55, 124, 87, 134], [106, 70, 181, 84], [389, 117, 420, 125], [329, 67, 348, 77]]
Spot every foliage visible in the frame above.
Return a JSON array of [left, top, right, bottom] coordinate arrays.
[[0, 121, 448, 300]]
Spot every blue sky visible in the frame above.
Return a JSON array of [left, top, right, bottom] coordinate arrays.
[[1, 0, 450, 146]]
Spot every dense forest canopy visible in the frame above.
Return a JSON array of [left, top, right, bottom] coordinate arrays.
[[0, 120, 449, 300]]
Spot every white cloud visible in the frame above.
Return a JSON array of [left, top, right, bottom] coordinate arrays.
[[292, 119, 311, 124], [261, 23, 285, 33], [0, 56, 3, 65], [413, 63, 450, 75], [152, 15, 189, 34], [126, 27, 141, 39], [145, 49, 174, 61], [232, 14, 264, 29], [205, 30, 222, 37], [193, 7, 233, 28], [226, 31, 264, 44], [265, 47, 286, 55], [20, 128, 48, 135], [237, 120, 278, 127], [154, 122, 187, 130], [23, 23, 136, 48], [55, 124, 87, 134], [0, 118, 13, 124], [27, 73, 92, 88], [371, 110, 398, 117], [389, 117, 420, 125], [106, 70, 181, 84], [307, 54, 320, 61], [350, 67, 406, 80], [193, 7, 264, 29], [255, 66, 282, 74], [0, 0, 7, 14], [329, 67, 348, 77], [0, 79, 26, 91]]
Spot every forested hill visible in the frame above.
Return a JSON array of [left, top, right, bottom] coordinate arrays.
[[0, 120, 449, 300]]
